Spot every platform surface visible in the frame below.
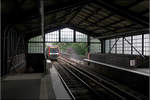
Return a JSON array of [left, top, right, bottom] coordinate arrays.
[[2, 79, 41, 99], [84, 59, 149, 77], [2, 62, 72, 100], [50, 64, 72, 100], [2, 73, 46, 100]]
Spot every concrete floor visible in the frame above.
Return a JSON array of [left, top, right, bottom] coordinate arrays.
[[50, 65, 72, 100], [2, 62, 72, 100], [84, 59, 149, 77], [2, 79, 41, 99], [2, 73, 54, 100]]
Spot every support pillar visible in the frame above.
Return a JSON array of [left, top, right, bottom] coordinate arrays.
[[40, 0, 46, 73], [59, 29, 61, 42], [2, 25, 13, 75], [122, 37, 124, 54], [87, 36, 90, 65], [131, 35, 133, 55], [73, 29, 76, 43], [100, 39, 105, 54], [142, 33, 144, 55]]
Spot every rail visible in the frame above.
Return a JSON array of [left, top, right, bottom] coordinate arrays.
[[54, 61, 101, 99], [58, 56, 148, 100]]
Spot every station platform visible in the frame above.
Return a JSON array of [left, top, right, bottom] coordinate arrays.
[[84, 59, 149, 96], [2, 60, 71, 100], [84, 59, 149, 77]]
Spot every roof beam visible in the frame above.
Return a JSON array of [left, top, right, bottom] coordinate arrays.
[[66, 6, 83, 24], [82, 15, 114, 31], [103, 19, 125, 28], [19, 0, 27, 5], [92, 19, 125, 32], [89, 14, 113, 26], [79, 8, 114, 26], [140, 9, 149, 15], [75, 16, 115, 34], [113, 23, 139, 30], [126, 0, 144, 8], [103, 23, 137, 34], [25, 25, 67, 40], [44, 0, 88, 16], [90, 27, 106, 33], [25, 23, 99, 40], [14, 0, 23, 13], [5, 0, 90, 24], [77, 7, 102, 25], [25, 21, 100, 37], [93, 0, 148, 26], [24, 11, 73, 34], [48, 9, 73, 25], [97, 29, 149, 39], [66, 24, 99, 37], [24, 9, 74, 25], [92, 23, 138, 36], [83, 7, 95, 13]]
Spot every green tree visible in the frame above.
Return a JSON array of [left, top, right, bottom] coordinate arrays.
[[52, 43, 88, 56]]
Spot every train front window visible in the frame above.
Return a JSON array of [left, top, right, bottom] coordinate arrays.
[[50, 48, 58, 53]]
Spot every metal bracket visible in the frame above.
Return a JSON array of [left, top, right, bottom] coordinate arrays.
[[124, 37, 145, 59], [109, 38, 119, 53]]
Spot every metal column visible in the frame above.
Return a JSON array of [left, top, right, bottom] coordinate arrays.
[[122, 37, 124, 54], [131, 35, 133, 55], [142, 33, 144, 55], [115, 38, 117, 54], [87, 35, 90, 54], [109, 39, 111, 54], [40, 0, 46, 73], [73, 29, 76, 43], [100, 39, 105, 53], [87, 35, 90, 65], [59, 29, 61, 42], [3, 25, 13, 75]]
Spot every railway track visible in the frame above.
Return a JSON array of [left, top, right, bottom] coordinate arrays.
[[53, 62, 102, 100], [54, 56, 148, 100]]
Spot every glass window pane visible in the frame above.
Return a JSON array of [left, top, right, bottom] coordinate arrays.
[[28, 43, 43, 53], [76, 31, 87, 42], [29, 35, 43, 42], [133, 35, 142, 55], [90, 43, 101, 53], [105, 40, 110, 53], [45, 31, 59, 42], [90, 37, 101, 53], [61, 28, 73, 42], [144, 34, 150, 55], [111, 39, 115, 53], [117, 38, 122, 54], [90, 37, 100, 43], [124, 36, 131, 54]]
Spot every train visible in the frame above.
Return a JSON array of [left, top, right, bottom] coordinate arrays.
[[46, 46, 60, 60]]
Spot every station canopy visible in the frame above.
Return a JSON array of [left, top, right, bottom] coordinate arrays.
[[2, 0, 149, 40]]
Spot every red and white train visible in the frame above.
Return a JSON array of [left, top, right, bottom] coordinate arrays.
[[46, 46, 60, 60]]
